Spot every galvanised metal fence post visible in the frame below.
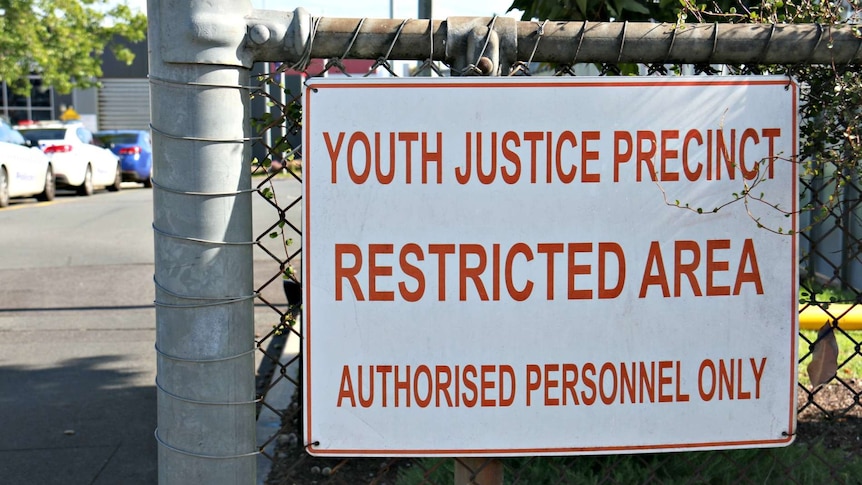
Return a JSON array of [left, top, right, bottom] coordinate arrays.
[[149, 0, 257, 483]]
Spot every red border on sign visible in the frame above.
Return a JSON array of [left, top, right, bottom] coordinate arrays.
[[303, 77, 799, 456]]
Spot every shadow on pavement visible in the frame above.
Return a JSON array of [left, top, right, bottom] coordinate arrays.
[[0, 355, 156, 485]]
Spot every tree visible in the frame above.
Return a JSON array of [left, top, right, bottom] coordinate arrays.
[[0, 0, 147, 94]]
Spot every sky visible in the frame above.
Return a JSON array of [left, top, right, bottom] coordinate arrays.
[[121, 0, 523, 19]]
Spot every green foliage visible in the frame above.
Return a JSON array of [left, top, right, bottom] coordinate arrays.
[[800, 282, 858, 305], [509, 0, 676, 21], [507, 0, 770, 22], [398, 444, 862, 484], [0, 0, 147, 94]]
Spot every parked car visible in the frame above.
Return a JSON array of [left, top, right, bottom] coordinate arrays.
[[94, 130, 153, 188], [17, 122, 121, 196], [0, 118, 55, 208]]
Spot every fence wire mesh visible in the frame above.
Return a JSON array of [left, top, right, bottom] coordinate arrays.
[[249, 29, 862, 484]]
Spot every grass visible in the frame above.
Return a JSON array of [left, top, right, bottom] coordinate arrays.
[[397, 443, 862, 484], [799, 284, 857, 306], [798, 284, 862, 386]]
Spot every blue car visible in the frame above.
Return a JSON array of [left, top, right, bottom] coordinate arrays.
[[94, 130, 152, 188]]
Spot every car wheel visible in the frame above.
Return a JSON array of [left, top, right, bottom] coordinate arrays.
[[36, 165, 55, 202], [143, 166, 153, 188], [0, 167, 9, 208], [77, 165, 94, 196], [107, 163, 122, 192]]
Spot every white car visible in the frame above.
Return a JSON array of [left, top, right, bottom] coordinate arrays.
[[0, 118, 55, 208], [17, 122, 121, 196]]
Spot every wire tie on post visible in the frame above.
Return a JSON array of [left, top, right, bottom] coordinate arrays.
[[759, 23, 776, 65], [155, 429, 260, 459], [153, 277, 259, 306], [415, 18, 440, 77], [152, 224, 257, 246], [148, 75, 257, 91], [156, 378, 261, 406], [155, 343, 256, 363], [808, 23, 824, 64], [572, 20, 587, 66], [665, 24, 677, 64], [428, 17, 434, 60], [520, 19, 548, 76], [385, 18, 408, 61], [617, 20, 628, 64], [149, 124, 260, 143], [459, 15, 499, 76], [476, 14, 499, 65], [709, 22, 718, 64], [337, 17, 365, 66], [150, 178, 257, 197], [153, 299, 254, 309], [153, 286, 258, 308], [287, 15, 321, 72], [369, 18, 408, 76]]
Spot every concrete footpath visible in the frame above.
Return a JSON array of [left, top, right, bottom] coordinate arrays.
[[0, 264, 158, 485], [0, 266, 296, 484]]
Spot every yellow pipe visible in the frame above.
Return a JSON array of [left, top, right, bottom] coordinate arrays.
[[799, 304, 862, 331]]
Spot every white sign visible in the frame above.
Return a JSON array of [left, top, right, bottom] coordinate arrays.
[[303, 77, 798, 456]]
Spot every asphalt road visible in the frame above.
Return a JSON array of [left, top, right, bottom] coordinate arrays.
[[0, 178, 301, 485]]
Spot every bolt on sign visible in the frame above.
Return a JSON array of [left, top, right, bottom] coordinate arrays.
[[302, 76, 798, 456]]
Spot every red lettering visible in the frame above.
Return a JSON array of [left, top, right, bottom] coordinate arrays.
[[567, 242, 593, 300], [368, 244, 394, 301], [639, 241, 670, 298], [733, 238, 763, 295], [324, 131, 345, 183], [614, 131, 632, 182], [706, 239, 731, 296], [335, 243, 364, 301]]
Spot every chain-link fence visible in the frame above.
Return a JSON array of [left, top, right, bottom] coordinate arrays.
[[247, 20, 862, 485]]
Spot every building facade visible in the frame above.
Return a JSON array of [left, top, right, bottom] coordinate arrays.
[[0, 38, 150, 132]]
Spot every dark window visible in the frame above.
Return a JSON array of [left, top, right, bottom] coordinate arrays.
[[7, 109, 30, 126], [19, 128, 66, 143], [96, 133, 139, 145], [30, 79, 51, 107], [5, 85, 29, 108]]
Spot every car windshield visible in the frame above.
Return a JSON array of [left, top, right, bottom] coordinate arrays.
[[96, 134, 138, 146], [19, 128, 65, 142]]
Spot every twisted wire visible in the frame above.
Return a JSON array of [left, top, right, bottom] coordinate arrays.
[[149, 123, 260, 143], [155, 342, 256, 363], [368, 18, 409, 76], [150, 177, 258, 196], [155, 430, 260, 459], [286, 15, 322, 72], [149, 75, 259, 92], [152, 224, 256, 246], [511, 19, 547, 76], [156, 378, 260, 406]]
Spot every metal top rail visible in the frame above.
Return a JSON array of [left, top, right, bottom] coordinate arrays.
[[247, 11, 862, 71], [154, 5, 862, 73]]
